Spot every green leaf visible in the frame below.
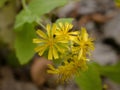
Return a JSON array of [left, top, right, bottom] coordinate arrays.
[[14, 10, 38, 29], [75, 64, 102, 90], [14, 0, 68, 29], [56, 18, 74, 24], [28, 0, 68, 16], [15, 23, 36, 64], [100, 63, 120, 83]]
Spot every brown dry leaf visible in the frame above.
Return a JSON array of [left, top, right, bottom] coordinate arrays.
[[78, 15, 90, 26], [78, 12, 115, 26], [30, 56, 53, 86], [91, 13, 113, 23]]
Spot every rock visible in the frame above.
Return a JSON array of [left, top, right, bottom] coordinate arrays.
[[96, 0, 115, 12], [92, 42, 118, 65], [104, 12, 120, 45], [103, 78, 120, 90], [57, 1, 78, 17], [65, 82, 79, 90], [16, 82, 38, 90], [0, 67, 38, 90], [78, 0, 98, 14]]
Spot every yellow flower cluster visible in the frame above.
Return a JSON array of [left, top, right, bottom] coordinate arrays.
[[47, 56, 88, 82], [33, 22, 94, 82], [33, 23, 78, 60]]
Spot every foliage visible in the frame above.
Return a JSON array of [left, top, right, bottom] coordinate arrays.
[[75, 63, 102, 90], [0, 0, 119, 90], [14, 0, 69, 64], [15, 23, 36, 64], [14, 0, 68, 29], [100, 62, 120, 83], [75, 62, 120, 90], [56, 18, 74, 24]]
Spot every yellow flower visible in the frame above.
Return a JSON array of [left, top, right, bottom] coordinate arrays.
[[47, 56, 88, 82], [72, 27, 94, 59], [33, 24, 68, 60], [55, 22, 79, 41], [47, 61, 79, 82], [72, 55, 88, 71], [33, 22, 95, 83], [47, 27, 94, 82]]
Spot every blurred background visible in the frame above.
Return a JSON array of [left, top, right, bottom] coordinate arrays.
[[0, 0, 120, 90]]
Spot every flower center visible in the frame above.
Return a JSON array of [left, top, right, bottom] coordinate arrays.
[[48, 38, 54, 47]]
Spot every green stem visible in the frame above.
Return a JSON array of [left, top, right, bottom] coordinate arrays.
[[21, 0, 28, 10], [22, 0, 46, 30], [36, 20, 46, 30]]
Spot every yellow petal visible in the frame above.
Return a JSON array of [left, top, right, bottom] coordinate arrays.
[[69, 31, 79, 35], [36, 30, 47, 39], [59, 23, 63, 28], [47, 64, 56, 70], [47, 69, 58, 74], [54, 44, 65, 53], [35, 45, 47, 53], [78, 49, 83, 59], [34, 46, 41, 52], [64, 23, 69, 32], [52, 24, 57, 35], [57, 40, 68, 43], [46, 24, 51, 37], [65, 23, 73, 32], [33, 38, 45, 43], [81, 27, 88, 41], [74, 37, 80, 44], [48, 47, 53, 60], [69, 36, 76, 41], [55, 32, 62, 35], [47, 70, 58, 74], [52, 46, 59, 59], [38, 45, 48, 56]]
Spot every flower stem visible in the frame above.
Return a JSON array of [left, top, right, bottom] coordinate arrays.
[[36, 20, 46, 30], [21, 0, 28, 10]]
